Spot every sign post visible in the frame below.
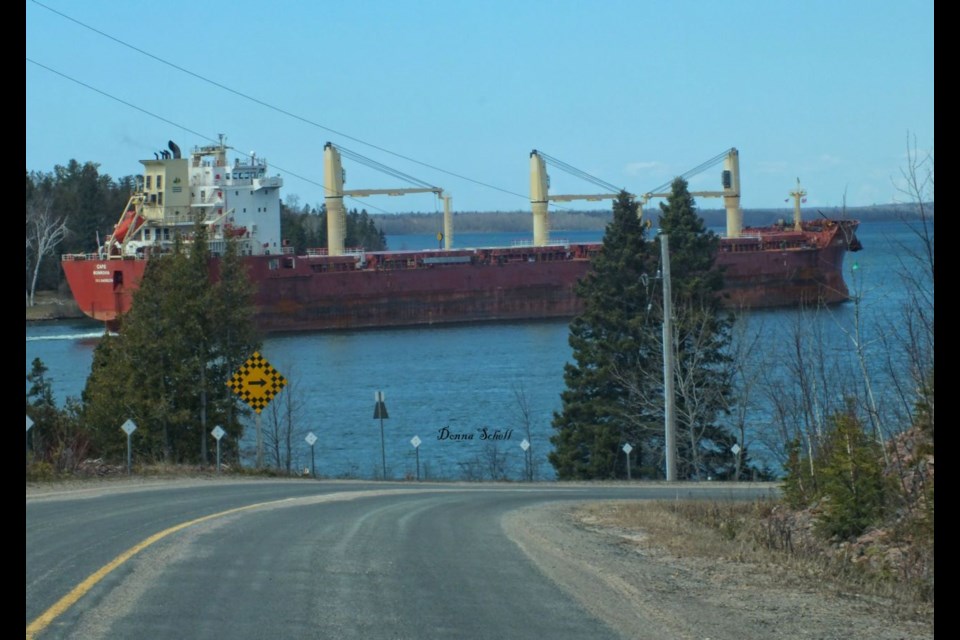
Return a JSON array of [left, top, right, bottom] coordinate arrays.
[[520, 438, 531, 482], [622, 442, 633, 481], [410, 435, 421, 481], [212, 426, 226, 474], [306, 432, 318, 477], [227, 352, 287, 469], [121, 419, 137, 475], [373, 391, 389, 480], [26, 415, 34, 462]]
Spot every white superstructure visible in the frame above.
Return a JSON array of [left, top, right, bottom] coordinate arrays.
[[104, 135, 283, 258]]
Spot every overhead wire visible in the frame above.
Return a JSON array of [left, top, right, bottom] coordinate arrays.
[[29, 1, 661, 215], [28, 0, 528, 206]]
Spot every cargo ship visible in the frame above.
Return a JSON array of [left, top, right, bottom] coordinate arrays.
[[60, 140, 861, 333]]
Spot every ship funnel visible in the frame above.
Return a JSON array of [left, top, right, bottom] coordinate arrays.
[[168, 140, 181, 159]]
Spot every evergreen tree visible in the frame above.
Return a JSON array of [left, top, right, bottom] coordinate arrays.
[[657, 178, 736, 479], [549, 192, 662, 479], [550, 182, 747, 480], [208, 234, 261, 462], [81, 220, 260, 465]]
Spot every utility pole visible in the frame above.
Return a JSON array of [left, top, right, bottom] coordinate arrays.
[[661, 234, 677, 481]]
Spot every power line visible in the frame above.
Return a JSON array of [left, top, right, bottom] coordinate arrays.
[[26, 58, 394, 214], [29, 0, 528, 205]]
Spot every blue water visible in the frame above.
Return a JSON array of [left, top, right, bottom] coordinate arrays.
[[26, 220, 932, 480]]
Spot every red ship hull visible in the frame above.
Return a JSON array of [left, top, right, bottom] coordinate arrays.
[[61, 221, 861, 334], [715, 219, 860, 308]]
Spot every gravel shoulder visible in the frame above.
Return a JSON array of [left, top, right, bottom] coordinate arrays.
[[503, 501, 933, 640]]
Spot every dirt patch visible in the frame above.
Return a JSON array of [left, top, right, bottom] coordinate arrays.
[[504, 501, 933, 640]]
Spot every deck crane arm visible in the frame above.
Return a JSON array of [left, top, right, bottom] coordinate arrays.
[[640, 148, 744, 238], [343, 186, 443, 197], [530, 149, 635, 246], [324, 142, 450, 254]]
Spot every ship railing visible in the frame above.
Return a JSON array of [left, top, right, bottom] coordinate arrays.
[[720, 233, 764, 241], [510, 239, 571, 248], [61, 252, 101, 261], [61, 251, 148, 261]]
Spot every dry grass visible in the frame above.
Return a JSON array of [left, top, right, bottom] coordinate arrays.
[[573, 499, 933, 622], [26, 290, 83, 321]]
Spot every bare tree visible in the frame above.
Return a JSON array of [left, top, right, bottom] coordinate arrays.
[[26, 194, 68, 306], [263, 365, 307, 474], [512, 383, 541, 481], [723, 307, 768, 480]]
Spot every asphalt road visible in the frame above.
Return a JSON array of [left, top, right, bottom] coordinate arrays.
[[26, 479, 777, 639]]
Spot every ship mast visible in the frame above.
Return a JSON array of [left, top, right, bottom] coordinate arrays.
[[641, 148, 742, 238], [323, 142, 445, 256], [529, 150, 625, 247], [323, 143, 348, 256], [789, 178, 806, 231]]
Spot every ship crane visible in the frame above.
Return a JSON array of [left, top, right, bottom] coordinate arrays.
[[323, 142, 451, 254], [641, 147, 743, 238], [530, 150, 632, 246]]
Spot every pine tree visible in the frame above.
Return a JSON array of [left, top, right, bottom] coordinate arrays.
[[549, 192, 662, 479], [208, 234, 261, 463], [550, 182, 748, 480], [657, 178, 736, 479]]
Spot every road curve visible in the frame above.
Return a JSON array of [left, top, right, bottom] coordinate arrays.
[[27, 479, 777, 639]]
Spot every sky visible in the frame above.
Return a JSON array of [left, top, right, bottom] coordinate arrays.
[[26, 0, 934, 216]]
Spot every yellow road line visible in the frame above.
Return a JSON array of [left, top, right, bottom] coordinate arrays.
[[26, 497, 291, 639]]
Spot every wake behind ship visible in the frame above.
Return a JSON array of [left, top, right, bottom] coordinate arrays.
[[61, 140, 862, 333]]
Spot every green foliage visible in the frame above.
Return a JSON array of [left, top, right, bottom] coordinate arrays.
[[280, 202, 386, 254], [26, 161, 134, 292], [781, 405, 896, 540], [81, 219, 260, 465], [549, 192, 661, 479], [26, 359, 91, 474], [26, 461, 56, 482], [816, 410, 895, 539], [550, 182, 748, 480]]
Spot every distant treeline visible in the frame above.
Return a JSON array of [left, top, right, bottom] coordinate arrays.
[[370, 202, 934, 235]]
